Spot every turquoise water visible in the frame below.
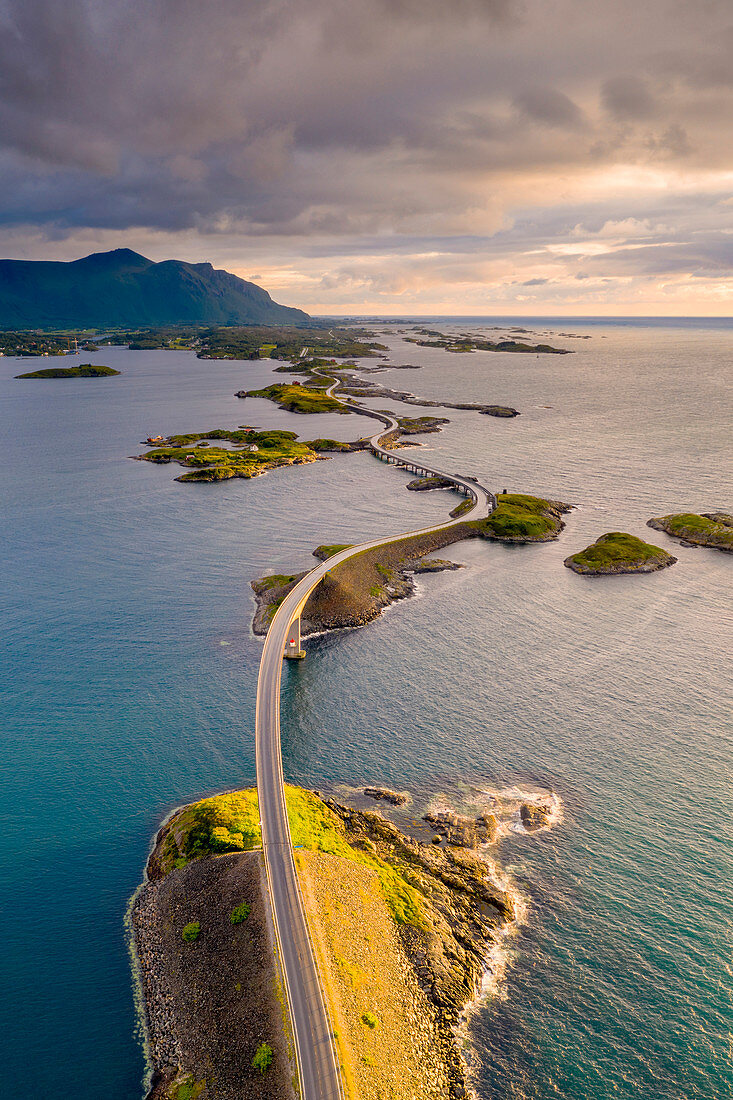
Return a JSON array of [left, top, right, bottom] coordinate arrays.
[[1, 323, 731, 1097]]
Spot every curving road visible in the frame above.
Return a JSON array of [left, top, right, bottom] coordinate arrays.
[[255, 376, 496, 1099]]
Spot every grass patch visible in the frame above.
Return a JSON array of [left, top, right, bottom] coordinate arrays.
[[450, 498, 473, 519], [285, 787, 424, 927], [244, 383, 350, 414], [230, 902, 252, 924], [313, 543, 353, 560], [471, 493, 563, 540], [170, 1076, 206, 1100], [159, 789, 262, 873], [565, 532, 674, 573], [181, 921, 200, 943], [252, 1041, 274, 1074]]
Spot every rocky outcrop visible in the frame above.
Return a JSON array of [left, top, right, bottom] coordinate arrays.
[[407, 476, 454, 491], [363, 787, 411, 806], [647, 512, 733, 552], [423, 810, 498, 847], [520, 802, 553, 830], [326, 800, 514, 1034]]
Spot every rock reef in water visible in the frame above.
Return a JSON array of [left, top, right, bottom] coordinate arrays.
[[647, 512, 733, 552], [407, 475, 454, 491], [363, 787, 410, 806], [564, 531, 677, 575]]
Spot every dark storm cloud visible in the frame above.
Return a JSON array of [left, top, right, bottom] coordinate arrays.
[[0, 0, 731, 308]]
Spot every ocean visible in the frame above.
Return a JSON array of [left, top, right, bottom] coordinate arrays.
[[1, 319, 731, 1098]]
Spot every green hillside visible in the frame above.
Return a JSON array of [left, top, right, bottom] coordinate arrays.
[[0, 249, 309, 329]]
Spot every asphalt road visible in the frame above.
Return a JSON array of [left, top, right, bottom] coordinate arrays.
[[255, 383, 496, 1099]]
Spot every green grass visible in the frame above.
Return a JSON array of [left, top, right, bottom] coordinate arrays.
[[286, 787, 424, 927], [230, 902, 252, 924], [170, 1077, 206, 1100], [252, 1041, 274, 1074], [471, 493, 562, 540], [653, 512, 733, 549], [181, 921, 200, 943], [141, 427, 315, 482], [566, 532, 671, 571], [450, 498, 473, 519], [15, 363, 119, 378], [244, 383, 350, 414], [160, 785, 424, 927], [314, 543, 353, 559]]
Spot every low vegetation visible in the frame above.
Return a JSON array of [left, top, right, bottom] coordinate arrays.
[[313, 543, 354, 560], [230, 902, 252, 924], [140, 427, 317, 482], [564, 532, 677, 575], [181, 922, 200, 943], [15, 363, 119, 378], [243, 382, 350, 414], [170, 1076, 206, 1100], [157, 785, 424, 928], [647, 511, 733, 552], [251, 1042, 274, 1074], [470, 493, 570, 541]]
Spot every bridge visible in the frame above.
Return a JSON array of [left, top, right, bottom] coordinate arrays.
[[255, 375, 496, 1099]]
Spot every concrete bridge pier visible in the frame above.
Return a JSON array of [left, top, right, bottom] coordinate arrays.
[[283, 616, 306, 659]]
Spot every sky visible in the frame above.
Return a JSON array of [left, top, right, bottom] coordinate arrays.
[[0, 0, 732, 315]]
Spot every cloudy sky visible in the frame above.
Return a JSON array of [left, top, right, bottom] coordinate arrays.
[[1, 0, 732, 314]]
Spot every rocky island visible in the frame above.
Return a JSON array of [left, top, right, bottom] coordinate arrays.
[[15, 362, 119, 378], [564, 532, 677, 575], [647, 512, 733, 552], [131, 785, 517, 1100], [252, 494, 571, 635], [136, 428, 321, 482]]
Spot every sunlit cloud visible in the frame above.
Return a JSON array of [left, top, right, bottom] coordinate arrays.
[[0, 0, 731, 313]]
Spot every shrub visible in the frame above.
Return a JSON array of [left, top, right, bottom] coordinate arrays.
[[361, 1011, 379, 1029], [181, 921, 200, 943], [252, 1042, 274, 1074], [230, 902, 251, 924]]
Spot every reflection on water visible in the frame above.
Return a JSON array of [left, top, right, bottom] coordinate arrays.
[[1, 323, 732, 1098]]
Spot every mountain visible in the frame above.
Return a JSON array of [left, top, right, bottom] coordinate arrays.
[[0, 249, 309, 328]]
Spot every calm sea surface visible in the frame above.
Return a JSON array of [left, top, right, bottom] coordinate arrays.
[[1, 320, 731, 1098]]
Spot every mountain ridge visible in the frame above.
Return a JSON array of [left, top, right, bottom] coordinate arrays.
[[0, 248, 309, 328]]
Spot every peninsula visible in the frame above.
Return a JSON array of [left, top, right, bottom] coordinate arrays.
[[132, 785, 516, 1100], [564, 532, 677, 575]]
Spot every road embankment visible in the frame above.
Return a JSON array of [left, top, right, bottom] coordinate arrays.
[[131, 845, 296, 1100], [251, 494, 572, 636], [131, 787, 517, 1100]]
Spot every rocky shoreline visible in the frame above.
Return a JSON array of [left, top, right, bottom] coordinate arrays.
[[251, 495, 571, 636], [131, 846, 296, 1100], [647, 511, 733, 552], [131, 788, 525, 1100]]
